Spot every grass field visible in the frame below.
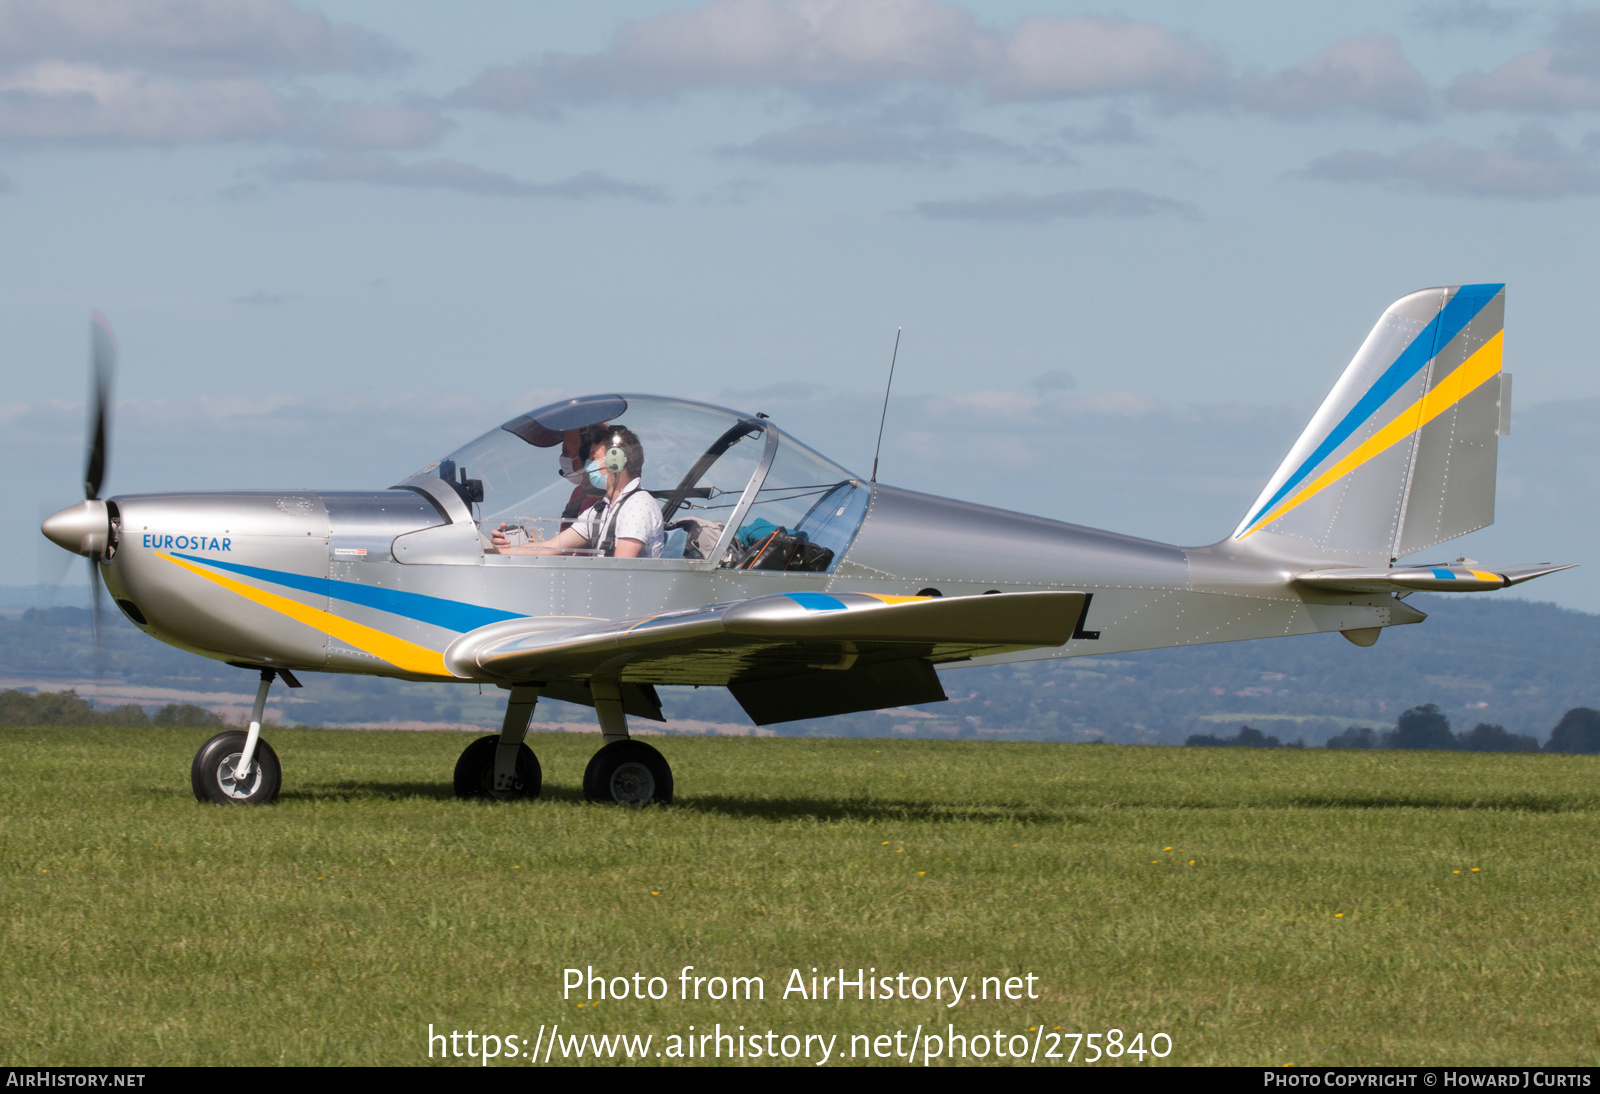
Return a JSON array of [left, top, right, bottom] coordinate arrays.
[[3, 726, 1598, 1067]]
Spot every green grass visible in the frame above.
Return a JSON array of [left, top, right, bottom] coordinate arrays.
[[3, 726, 1598, 1066]]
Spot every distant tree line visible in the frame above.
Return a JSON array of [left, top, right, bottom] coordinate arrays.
[[1188, 704, 1600, 753], [1325, 703, 1600, 753], [6, 684, 1598, 753], [1184, 726, 1305, 749], [0, 689, 223, 727]]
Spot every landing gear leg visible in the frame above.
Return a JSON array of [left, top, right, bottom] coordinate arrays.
[[236, 669, 272, 778], [454, 684, 543, 800], [191, 669, 282, 804], [583, 679, 672, 805], [592, 679, 630, 746]]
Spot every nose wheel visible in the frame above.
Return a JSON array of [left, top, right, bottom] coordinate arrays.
[[192, 730, 282, 804], [192, 669, 289, 805], [584, 740, 673, 806]]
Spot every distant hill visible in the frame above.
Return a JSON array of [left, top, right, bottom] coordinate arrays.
[[1, 593, 1594, 744]]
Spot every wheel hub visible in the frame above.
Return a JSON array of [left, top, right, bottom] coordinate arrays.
[[216, 753, 262, 800], [487, 774, 523, 800], [609, 761, 655, 805]]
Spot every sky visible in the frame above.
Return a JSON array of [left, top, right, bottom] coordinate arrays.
[[4, 0, 1598, 609]]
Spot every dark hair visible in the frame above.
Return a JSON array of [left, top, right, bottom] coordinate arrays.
[[604, 426, 645, 478]]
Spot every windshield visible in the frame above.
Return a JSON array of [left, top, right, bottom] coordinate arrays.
[[403, 394, 865, 569], [728, 433, 868, 569]]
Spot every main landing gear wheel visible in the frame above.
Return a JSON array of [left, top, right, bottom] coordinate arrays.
[[454, 735, 542, 800], [191, 730, 281, 805], [583, 740, 673, 806]]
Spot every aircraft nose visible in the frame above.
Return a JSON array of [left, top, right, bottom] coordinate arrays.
[[41, 499, 111, 557]]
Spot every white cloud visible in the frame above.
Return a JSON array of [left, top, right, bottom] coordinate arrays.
[[1304, 124, 1600, 198], [0, 0, 437, 147], [0, 66, 448, 147], [451, 1, 1472, 133], [198, 392, 301, 417], [915, 186, 1200, 222], [1030, 369, 1075, 394], [0, 0, 398, 77], [1241, 32, 1433, 121], [1059, 109, 1146, 145], [0, 62, 290, 143], [718, 121, 1055, 165], [269, 153, 668, 201], [1450, 47, 1600, 111], [451, 0, 1227, 113], [989, 14, 1227, 104], [299, 101, 451, 151], [1410, 1, 1527, 35], [1449, 11, 1600, 112]]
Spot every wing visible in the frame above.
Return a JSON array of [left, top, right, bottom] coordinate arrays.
[[444, 590, 1084, 723]]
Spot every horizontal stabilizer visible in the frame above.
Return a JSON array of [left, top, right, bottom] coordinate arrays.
[[444, 590, 1084, 685], [1295, 562, 1575, 594]]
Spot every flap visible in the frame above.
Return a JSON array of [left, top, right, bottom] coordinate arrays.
[[444, 590, 1084, 685]]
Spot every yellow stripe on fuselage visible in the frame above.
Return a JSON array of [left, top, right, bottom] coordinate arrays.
[[1241, 330, 1503, 539], [156, 552, 451, 677]]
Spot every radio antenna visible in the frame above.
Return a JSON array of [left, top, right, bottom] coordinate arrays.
[[869, 326, 902, 484]]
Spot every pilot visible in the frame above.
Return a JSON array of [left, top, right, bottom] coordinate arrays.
[[492, 427, 664, 558]]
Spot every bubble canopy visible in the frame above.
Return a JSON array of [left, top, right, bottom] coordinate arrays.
[[401, 394, 870, 568]]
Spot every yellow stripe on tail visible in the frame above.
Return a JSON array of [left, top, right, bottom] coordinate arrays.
[[1243, 330, 1503, 538]]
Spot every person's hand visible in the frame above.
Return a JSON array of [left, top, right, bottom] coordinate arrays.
[[490, 524, 513, 553]]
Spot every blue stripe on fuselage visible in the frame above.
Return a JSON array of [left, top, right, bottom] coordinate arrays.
[[170, 552, 522, 633]]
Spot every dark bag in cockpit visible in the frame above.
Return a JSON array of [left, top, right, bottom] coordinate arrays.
[[735, 527, 834, 572]]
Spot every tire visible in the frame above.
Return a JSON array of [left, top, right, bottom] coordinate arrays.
[[453, 735, 542, 800], [191, 730, 282, 805], [583, 740, 673, 805]]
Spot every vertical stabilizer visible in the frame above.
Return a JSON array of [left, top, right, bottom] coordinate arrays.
[[1234, 284, 1505, 564]]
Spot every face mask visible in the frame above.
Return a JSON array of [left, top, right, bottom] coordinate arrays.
[[586, 459, 608, 491]]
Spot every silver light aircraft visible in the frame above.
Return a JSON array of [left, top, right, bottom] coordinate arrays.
[[41, 284, 1572, 806]]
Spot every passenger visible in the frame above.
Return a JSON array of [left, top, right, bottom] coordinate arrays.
[[557, 424, 607, 531], [491, 427, 664, 558]]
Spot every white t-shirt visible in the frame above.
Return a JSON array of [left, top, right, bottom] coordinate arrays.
[[570, 479, 664, 558]]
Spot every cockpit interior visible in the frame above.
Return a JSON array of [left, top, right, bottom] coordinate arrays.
[[401, 394, 871, 571]]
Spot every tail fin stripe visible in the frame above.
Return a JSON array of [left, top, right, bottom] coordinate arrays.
[[1239, 329, 1503, 538], [1240, 283, 1501, 533]]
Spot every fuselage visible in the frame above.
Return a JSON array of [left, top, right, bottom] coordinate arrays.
[[98, 480, 1406, 685]]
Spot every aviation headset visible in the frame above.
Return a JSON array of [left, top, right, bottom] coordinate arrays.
[[601, 428, 643, 477]]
